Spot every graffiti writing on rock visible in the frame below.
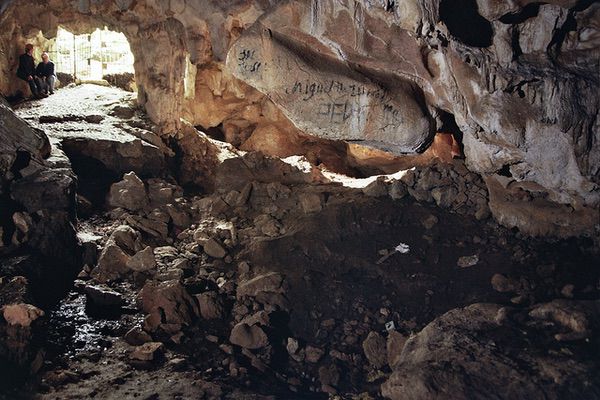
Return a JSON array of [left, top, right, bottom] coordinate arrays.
[[238, 49, 262, 73], [317, 102, 363, 123], [285, 79, 403, 125], [286, 79, 387, 102]]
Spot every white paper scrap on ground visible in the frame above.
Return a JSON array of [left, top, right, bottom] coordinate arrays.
[[395, 243, 410, 254]]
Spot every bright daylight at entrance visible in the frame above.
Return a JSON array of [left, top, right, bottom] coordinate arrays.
[[49, 27, 134, 82]]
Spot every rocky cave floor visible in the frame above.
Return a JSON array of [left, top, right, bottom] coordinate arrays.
[[2, 85, 600, 400]]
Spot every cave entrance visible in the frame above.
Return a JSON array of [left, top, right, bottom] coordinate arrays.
[[47, 27, 134, 82]]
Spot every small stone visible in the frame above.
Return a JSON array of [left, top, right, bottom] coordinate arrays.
[[561, 284, 575, 299], [203, 238, 227, 259], [457, 254, 479, 268], [237, 272, 285, 299], [491, 273, 518, 293], [171, 332, 185, 344], [305, 345, 324, 363], [362, 331, 387, 369], [238, 261, 251, 276], [124, 327, 153, 346], [318, 363, 340, 387], [321, 319, 336, 329], [287, 337, 300, 355], [130, 342, 164, 361], [206, 335, 219, 343], [168, 358, 187, 370], [1, 303, 44, 327], [219, 344, 234, 355], [299, 192, 323, 213], [11, 212, 32, 245], [77, 269, 90, 279], [421, 214, 438, 230]]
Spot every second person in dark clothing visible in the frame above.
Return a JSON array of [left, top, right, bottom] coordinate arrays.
[[16, 43, 44, 98], [36, 52, 56, 95]]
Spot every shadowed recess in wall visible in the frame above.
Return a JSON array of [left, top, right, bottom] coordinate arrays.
[[439, 0, 494, 47]]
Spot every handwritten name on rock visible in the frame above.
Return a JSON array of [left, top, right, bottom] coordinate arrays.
[[238, 49, 262, 73]]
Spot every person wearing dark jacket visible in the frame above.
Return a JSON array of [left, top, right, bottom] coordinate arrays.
[[36, 52, 56, 95], [16, 43, 44, 98]]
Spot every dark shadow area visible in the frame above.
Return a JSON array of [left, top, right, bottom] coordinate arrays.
[[244, 195, 600, 341], [9, 150, 32, 179], [198, 124, 225, 142], [63, 153, 119, 210], [497, 164, 513, 177], [499, 3, 541, 24], [439, 0, 494, 48], [437, 110, 465, 156]]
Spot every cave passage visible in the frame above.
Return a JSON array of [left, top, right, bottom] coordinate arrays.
[[1, 1, 599, 399]]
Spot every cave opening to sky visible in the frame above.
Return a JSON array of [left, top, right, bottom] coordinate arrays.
[[48, 26, 134, 82]]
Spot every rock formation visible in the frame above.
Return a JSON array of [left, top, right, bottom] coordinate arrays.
[[226, 0, 600, 236], [0, 0, 599, 399], [0, 0, 597, 235], [0, 96, 79, 377]]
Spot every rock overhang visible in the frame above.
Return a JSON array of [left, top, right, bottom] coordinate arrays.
[[225, 11, 436, 155]]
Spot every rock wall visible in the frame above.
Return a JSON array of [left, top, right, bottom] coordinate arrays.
[[0, 0, 280, 132], [0, 0, 598, 237], [225, 0, 600, 236], [1, 99, 80, 375]]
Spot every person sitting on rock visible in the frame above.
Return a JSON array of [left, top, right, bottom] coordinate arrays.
[[36, 52, 56, 95], [16, 44, 45, 98]]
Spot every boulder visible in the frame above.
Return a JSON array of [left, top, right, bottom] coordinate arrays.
[[362, 331, 387, 369], [82, 284, 125, 308], [92, 243, 131, 283], [59, 134, 168, 179], [110, 225, 142, 253], [107, 172, 148, 212], [195, 292, 226, 320], [130, 342, 164, 362], [237, 272, 285, 299], [1, 303, 44, 327], [381, 302, 600, 400], [298, 192, 323, 214], [386, 331, 407, 370], [137, 280, 199, 333], [127, 246, 157, 272], [227, 18, 433, 153], [229, 323, 269, 350]]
